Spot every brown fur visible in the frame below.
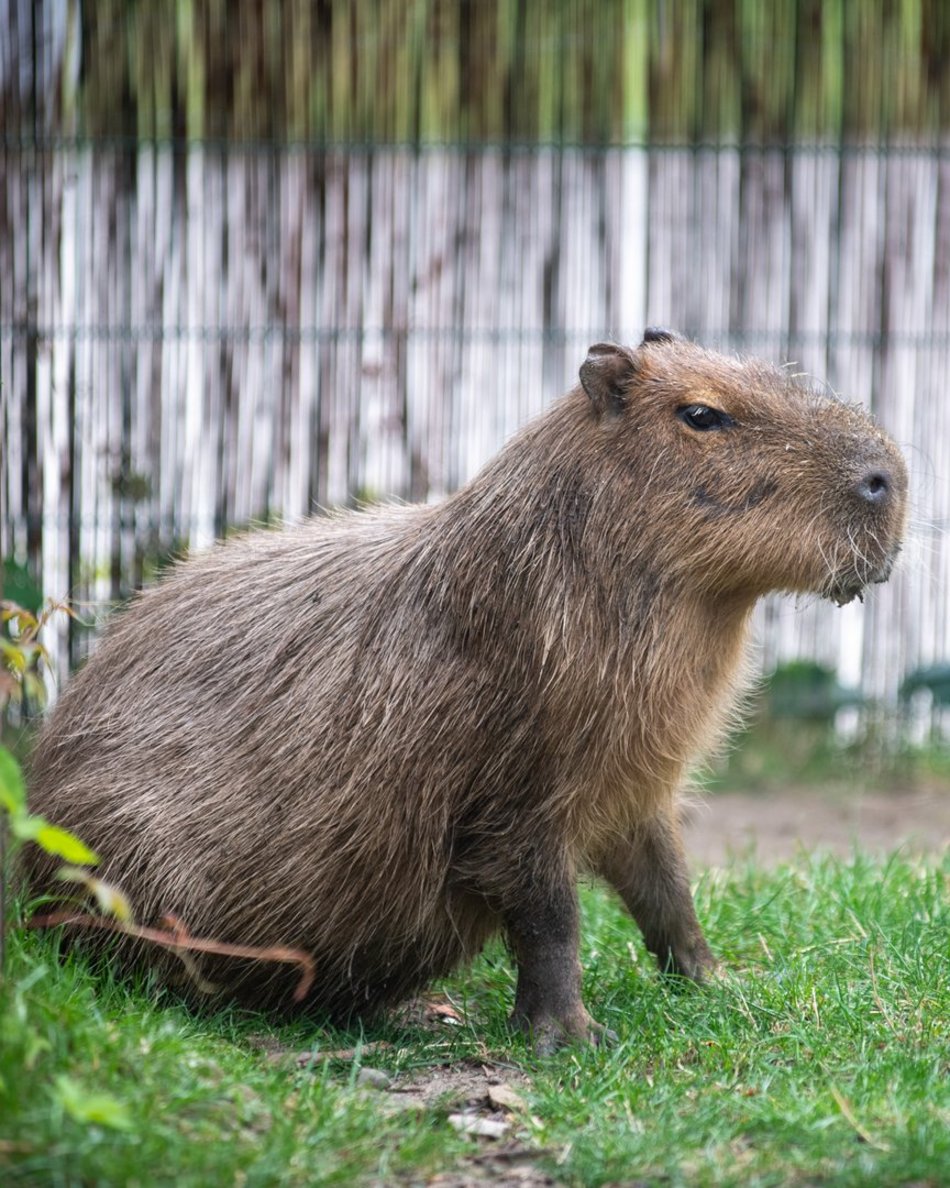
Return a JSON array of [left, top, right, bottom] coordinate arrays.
[[25, 332, 908, 1049]]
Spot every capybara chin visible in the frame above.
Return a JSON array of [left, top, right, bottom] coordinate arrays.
[[26, 330, 908, 1050]]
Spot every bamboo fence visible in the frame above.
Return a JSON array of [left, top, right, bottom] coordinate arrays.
[[5, 0, 950, 144], [2, 0, 949, 714]]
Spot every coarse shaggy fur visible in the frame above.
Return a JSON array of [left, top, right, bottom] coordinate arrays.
[[25, 332, 908, 1044]]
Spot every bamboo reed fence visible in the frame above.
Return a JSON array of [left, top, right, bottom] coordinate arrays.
[[5, 0, 950, 144], [2, 1, 949, 716]]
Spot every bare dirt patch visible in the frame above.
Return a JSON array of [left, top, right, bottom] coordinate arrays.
[[421, 1154, 560, 1188], [250, 1022, 559, 1185], [684, 785, 950, 866], [371, 1061, 557, 1187], [381, 1059, 529, 1113]]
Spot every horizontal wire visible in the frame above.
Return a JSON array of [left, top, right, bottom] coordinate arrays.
[[1, 324, 949, 349], [3, 135, 950, 157]]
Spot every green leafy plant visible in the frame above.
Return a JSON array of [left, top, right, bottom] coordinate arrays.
[[0, 749, 99, 868], [0, 753, 102, 985], [1, 708, 312, 999], [0, 601, 316, 1161], [1, 598, 101, 979], [0, 599, 315, 1002], [0, 599, 121, 1131], [0, 596, 51, 718], [52, 1073, 133, 1132]]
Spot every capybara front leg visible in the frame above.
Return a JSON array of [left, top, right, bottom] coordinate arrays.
[[596, 812, 715, 981], [504, 875, 609, 1053]]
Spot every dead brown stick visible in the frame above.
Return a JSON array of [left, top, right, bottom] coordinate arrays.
[[25, 909, 316, 1002]]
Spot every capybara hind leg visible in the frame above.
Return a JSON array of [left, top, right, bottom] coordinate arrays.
[[504, 874, 610, 1053], [596, 813, 715, 981]]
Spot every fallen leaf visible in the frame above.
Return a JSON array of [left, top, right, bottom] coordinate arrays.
[[425, 1001, 463, 1024]]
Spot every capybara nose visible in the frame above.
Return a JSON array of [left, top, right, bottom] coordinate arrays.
[[855, 470, 891, 507]]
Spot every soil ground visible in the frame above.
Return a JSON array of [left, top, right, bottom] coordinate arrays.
[[683, 784, 950, 866]]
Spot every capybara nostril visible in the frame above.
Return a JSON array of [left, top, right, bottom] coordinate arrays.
[[855, 471, 891, 506]]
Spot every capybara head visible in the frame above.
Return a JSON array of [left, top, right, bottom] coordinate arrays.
[[577, 331, 907, 608], [24, 330, 908, 1052]]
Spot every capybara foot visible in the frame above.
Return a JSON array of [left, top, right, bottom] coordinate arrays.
[[657, 936, 718, 983], [512, 1004, 616, 1054]]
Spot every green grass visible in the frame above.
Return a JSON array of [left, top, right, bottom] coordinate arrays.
[[2, 852, 948, 1186]]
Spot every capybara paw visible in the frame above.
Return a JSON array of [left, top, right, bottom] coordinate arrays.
[[512, 1006, 615, 1054], [658, 940, 718, 983]]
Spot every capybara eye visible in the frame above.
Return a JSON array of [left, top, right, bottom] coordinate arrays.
[[678, 404, 734, 431]]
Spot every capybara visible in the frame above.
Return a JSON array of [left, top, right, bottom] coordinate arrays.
[[26, 330, 908, 1049]]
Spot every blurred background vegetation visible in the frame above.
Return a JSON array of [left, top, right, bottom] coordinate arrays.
[[5, 0, 950, 144]]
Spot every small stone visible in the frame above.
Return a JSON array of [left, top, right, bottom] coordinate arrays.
[[488, 1084, 527, 1112], [356, 1067, 392, 1090], [448, 1112, 510, 1139]]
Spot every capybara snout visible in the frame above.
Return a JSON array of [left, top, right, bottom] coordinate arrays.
[[26, 331, 907, 1050]]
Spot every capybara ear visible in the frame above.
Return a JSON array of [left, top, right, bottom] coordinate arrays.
[[640, 326, 681, 347], [579, 342, 638, 415]]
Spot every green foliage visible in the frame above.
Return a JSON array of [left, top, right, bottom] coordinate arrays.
[[0, 601, 103, 992], [711, 660, 950, 793], [0, 748, 25, 816], [0, 747, 96, 865], [0, 595, 50, 720], [765, 660, 862, 723], [6, 0, 950, 145], [1, 561, 43, 617], [0, 856, 947, 1183], [52, 1075, 132, 1132], [712, 717, 857, 792], [8, 813, 100, 867], [901, 662, 950, 707]]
